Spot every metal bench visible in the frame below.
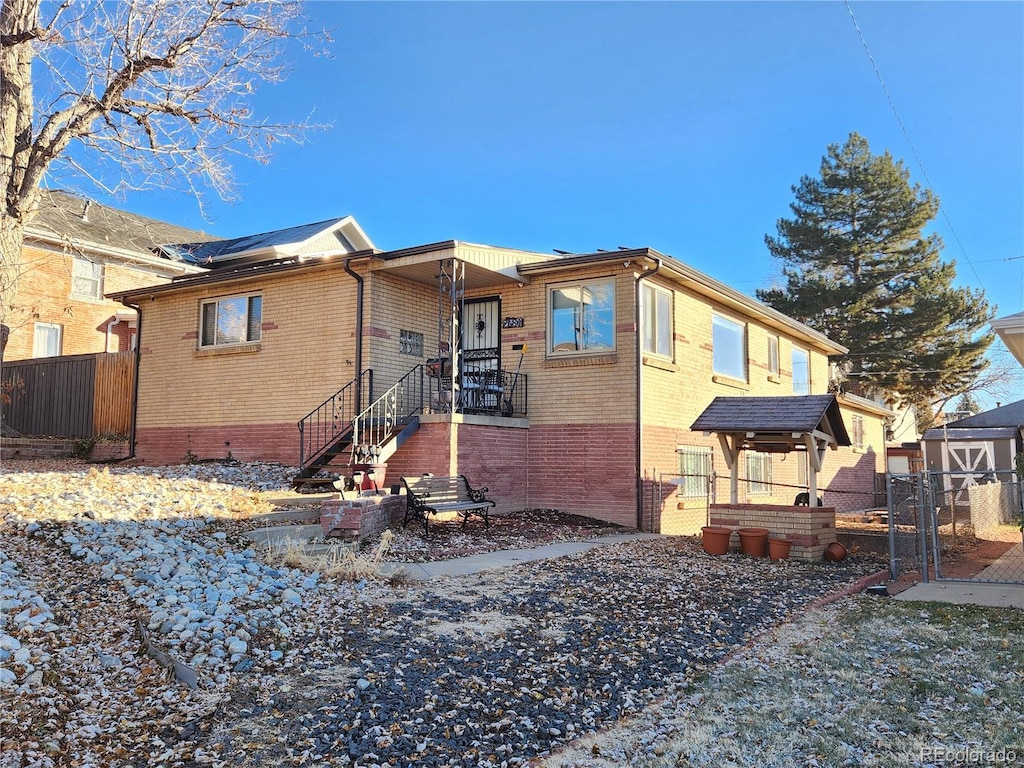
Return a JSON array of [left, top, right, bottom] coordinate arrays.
[[401, 474, 495, 534]]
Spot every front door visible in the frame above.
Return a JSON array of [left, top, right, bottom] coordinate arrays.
[[461, 298, 501, 411]]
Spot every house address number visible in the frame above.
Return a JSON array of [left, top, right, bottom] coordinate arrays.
[[502, 317, 525, 328]]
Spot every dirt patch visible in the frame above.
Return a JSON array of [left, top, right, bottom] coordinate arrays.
[[367, 508, 628, 563]]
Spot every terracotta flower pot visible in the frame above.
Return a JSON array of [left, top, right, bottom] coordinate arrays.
[[701, 526, 733, 556], [768, 537, 792, 561], [737, 527, 769, 557], [824, 541, 848, 562]]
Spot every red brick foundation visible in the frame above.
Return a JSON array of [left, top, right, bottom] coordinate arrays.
[[134, 423, 298, 465], [321, 494, 407, 540]]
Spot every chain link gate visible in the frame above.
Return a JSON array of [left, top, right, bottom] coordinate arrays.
[[887, 471, 1024, 584]]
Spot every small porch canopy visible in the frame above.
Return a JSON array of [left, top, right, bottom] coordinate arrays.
[[690, 395, 851, 504]]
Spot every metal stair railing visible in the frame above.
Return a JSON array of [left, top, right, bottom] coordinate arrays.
[[298, 370, 373, 467], [351, 365, 425, 463]]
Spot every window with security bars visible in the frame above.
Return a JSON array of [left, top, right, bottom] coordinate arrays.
[[200, 294, 262, 348], [676, 445, 712, 498], [745, 452, 773, 495]]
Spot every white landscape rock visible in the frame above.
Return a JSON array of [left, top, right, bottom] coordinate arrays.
[[1, 463, 316, 680]]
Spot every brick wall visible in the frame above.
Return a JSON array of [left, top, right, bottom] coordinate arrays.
[[135, 263, 359, 431], [321, 495, 406, 540], [135, 423, 297, 465], [708, 503, 837, 561], [5, 243, 172, 360], [526, 422, 637, 529]]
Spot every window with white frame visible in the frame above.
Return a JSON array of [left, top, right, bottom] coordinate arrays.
[[712, 313, 746, 381], [768, 334, 780, 377], [200, 294, 262, 348], [796, 451, 808, 488], [851, 414, 864, 448], [71, 256, 104, 300], [548, 279, 615, 354], [792, 346, 810, 394], [676, 445, 712, 498], [33, 322, 63, 357], [642, 283, 673, 358], [745, 452, 773, 496]]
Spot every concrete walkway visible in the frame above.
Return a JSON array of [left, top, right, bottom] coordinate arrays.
[[894, 580, 1024, 610], [893, 540, 1024, 610], [379, 533, 662, 580]]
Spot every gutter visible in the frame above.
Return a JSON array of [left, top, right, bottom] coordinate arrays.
[[117, 297, 143, 461], [343, 257, 365, 409], [635, 258, 663, 531]]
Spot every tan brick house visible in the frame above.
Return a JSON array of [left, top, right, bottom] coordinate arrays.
[[112, 235, 892, 533], [2, 190, 215, 361]]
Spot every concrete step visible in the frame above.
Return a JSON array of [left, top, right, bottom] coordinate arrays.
[[243, 524, 323, 547], [264, 494, 335, 508], [251, 507, 323, 525]]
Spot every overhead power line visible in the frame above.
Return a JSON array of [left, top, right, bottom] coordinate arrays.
[[843, 0, 987, 292]]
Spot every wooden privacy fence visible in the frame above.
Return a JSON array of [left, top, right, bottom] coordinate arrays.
[[1, 352, 134, 438]]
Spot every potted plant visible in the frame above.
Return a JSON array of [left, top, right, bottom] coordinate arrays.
[[701, 526, 733, 556]]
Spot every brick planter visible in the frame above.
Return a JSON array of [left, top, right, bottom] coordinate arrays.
[[709, 503, 836, 562], [321, 494, 407, 541]]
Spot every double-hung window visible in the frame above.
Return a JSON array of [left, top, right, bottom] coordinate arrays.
[[642, 283, 673, 358], [745, 452, 773, 496], [71, 256, 104, 300], [792, 347, 810, 394], [549, 279, 615, 354], [200, 294, 262, 348], [712, 313, 746, 381], [677, 445, 712, 498]]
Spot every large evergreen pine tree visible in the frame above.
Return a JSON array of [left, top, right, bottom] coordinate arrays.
[[757, 132, 994, 410]]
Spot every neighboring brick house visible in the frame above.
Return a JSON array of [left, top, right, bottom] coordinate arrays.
[[3, 190, 216, 361], [111, 232, 892, 533]]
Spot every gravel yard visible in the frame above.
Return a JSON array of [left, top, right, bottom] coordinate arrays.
[[7, 459, 1009, 768]]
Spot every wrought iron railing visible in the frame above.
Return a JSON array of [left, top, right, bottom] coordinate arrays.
[[351, 365, 425, 462], [425, 361, 527, 417], [297, 370, 372, 467]]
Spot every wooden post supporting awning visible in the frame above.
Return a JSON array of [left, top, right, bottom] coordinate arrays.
[[690, 395, 852, 504]]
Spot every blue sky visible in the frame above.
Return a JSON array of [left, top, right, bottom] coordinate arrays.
[[78, 1, 1024, 393]]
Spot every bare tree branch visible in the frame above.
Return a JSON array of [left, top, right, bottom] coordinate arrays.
[[1, 0, 328, 322]]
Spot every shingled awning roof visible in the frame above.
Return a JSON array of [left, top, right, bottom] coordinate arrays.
[[690, 395, 851, 503], [690, 394, 851, 450]]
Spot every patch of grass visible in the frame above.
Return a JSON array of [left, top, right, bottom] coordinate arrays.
[[263, 529, 402, 581], [543, 596, 1024, 767]]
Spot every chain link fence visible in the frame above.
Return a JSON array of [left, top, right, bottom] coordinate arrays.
[[887, 471, 1024, 585], [643, 469, 888, 536]]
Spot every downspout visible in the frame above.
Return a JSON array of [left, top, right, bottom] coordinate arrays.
[[118, 297, 142, 460], [635, 258, 662, 531], [105, 317, 119, 353], [343, 257, 365, 409]]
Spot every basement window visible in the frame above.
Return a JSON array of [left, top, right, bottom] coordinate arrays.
[[200, 294, 262, 348]]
